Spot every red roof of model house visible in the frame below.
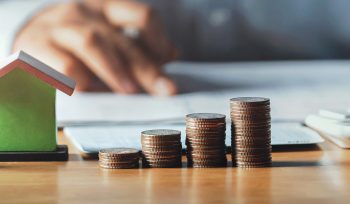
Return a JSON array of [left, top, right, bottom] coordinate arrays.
[[0, 51, 75, 95]]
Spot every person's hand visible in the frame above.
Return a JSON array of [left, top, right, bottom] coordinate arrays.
[[13, 0, 177, 95]]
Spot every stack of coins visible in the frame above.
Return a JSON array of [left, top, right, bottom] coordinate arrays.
[[230, 97, 272, 168], [99, 148, 140, 169], [186, 113, 227, 168], [141, 129, 182, 168]]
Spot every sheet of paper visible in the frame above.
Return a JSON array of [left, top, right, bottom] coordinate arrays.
[[319, 109, 350, 120], [64, 122, 324, 153], [305, 115, 350, 137], [57, 60, 350, 127], [57, 94, 187, 126]]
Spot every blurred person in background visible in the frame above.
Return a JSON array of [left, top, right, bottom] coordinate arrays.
[[1, 0, 350, 95]]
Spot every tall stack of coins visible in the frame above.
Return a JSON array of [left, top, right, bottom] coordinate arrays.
[[186, 113, 227, 168], [141, 129, 182, 168], [230, 97, 272, 168], [99, 148, 140, 169]]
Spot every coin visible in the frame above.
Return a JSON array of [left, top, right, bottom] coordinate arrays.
[[98, 148, 140, 169], [99, 148, 140, 156], [143, 162, 182, 168], [230, 97, 270, 105], [141, 147, 181, 153], [142, 129, 181, 136], [186, 125, 226, 130], [236, 163, 271, 168], [230, 96, 269, 102], [230, 97, 272, 168], [185, 113, 227, 168], [186, 142, 225, 147], [186, 113, 226, 122], [186, 121, 226, 125], [141, 129, 182, 168], [187, 135, 226, 140], [99, 163, 139, 169]]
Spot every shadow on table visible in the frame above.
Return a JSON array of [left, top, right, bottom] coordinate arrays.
[[272, 161, 322, 167], [224, 144, 322, 155], [272, 144, 322, 152], [68, 154, 86, 161], [181, 161, 322, 168]]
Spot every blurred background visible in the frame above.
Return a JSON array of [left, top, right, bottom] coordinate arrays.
[[3, 0, 350, 152], [1, 0, 350, 95]]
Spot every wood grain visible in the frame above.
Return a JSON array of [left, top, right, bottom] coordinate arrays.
[[0, 131, 349, 203]]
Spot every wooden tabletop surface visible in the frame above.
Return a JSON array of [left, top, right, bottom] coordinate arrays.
[[0, 132, 349, 204]]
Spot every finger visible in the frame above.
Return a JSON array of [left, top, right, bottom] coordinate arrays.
[[45, 50, 99, 92], [112, 33, 177, 96], [39, 49, 109, 92], [51, 24, 139, 93], [104, 0, 150, 28], [103, 0, 177, 63]]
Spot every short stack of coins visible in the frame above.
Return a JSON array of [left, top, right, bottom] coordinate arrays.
[[186, 113, 227, 168], [141, 129, 182, 168], [230, 97, 272, 168], [99, 148, 140, 169]]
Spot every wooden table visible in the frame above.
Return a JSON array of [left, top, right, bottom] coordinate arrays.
[[1, 132, 349, 204]]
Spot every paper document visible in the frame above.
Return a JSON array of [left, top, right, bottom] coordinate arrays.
[[64, 122, 324, 154], [305, 114, 350, 138], [319, 109, 350, 120], [57, 61, 350, 127]]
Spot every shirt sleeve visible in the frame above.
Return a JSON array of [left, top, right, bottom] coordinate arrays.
[[0, 0, 51, 59]]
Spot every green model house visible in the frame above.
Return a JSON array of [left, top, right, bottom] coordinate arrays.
[[0, 51, 75, 152]]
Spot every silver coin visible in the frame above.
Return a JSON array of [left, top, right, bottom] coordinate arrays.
[[230, 97, 270, 104], [141, 129, 181, 137], [186, 113, 226, 120], [99, 148, 139, 155]]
